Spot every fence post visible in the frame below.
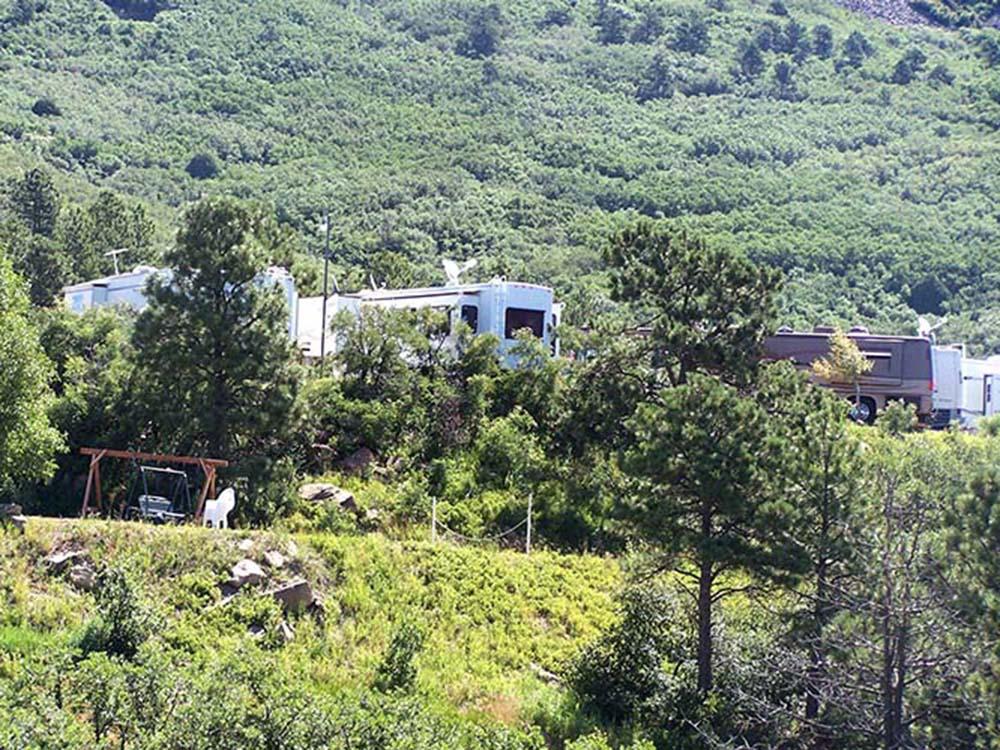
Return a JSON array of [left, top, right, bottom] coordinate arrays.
[[431, 496, 437, 543], [526, 494, 532, 555]]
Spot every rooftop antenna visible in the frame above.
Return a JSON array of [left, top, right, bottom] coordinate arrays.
[[917, 315, 947, 342], [105, 248, 128, 275], [442, 258, 477, 286]]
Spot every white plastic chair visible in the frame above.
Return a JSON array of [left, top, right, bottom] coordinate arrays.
[[202, 487, 236, 529]]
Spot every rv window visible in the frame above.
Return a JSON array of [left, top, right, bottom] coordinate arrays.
[[461, 305, 479, 333], [505, 308, 544, 339]]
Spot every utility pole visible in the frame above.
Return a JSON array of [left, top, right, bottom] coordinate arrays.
[[319, 209, 331, 362]]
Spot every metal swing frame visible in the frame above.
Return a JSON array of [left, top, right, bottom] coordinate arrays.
[[129, 465, 191, 523]]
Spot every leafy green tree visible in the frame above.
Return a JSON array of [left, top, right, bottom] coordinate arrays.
[[891, 59, 916, 85], [374, 622, 426, 693], [736, 40, 766, 80], [637, 48, 675, 102], [132, 199, 298, 507], [947, 467, 1000, 737], [758, 363, 861, 728], [87, 191, 156, 272], [671, 15, 710, 55], [812, 24, 834, 58], [624, 374, 801, 693], [30, 307, 139, 515], [928, 63, 955, 85], [185, 152, 219, 179], [569, 582, 683, 722], [605, 220, 779, 388], [812, 329, 872, 417], [0, 251, 63, 488], [457, 3, 504, 59], [594, 0, 628, 44], [6, 167, 59, 237], [630, 3, 664, 44], [839, 30, 875, 69]]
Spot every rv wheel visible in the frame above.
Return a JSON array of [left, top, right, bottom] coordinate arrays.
[[851, 397, 877, 425]]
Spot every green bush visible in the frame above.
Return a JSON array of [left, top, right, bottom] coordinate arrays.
[[374, 621, 426, 693]]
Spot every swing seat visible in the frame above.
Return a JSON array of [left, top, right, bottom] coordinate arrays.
[[133, 494, 186, 523]]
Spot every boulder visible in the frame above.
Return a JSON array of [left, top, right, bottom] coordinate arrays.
[[68, 563, 96, 592], [298, 483, 356, 511], [263, 550, 286, 569], [237, 538, 254, 553], [9, 515, 26, 533], [231, 558, 266, 588], [270, 579, 314, 613], [44, 549, 88, 574]]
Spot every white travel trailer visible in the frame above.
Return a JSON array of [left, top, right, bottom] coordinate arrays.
[[62, 266, 300, 339], [62, 266, 160, 313], [296, 279, 560, 367], [930, 345, 963, 427], [959, 356, 1000, 427]]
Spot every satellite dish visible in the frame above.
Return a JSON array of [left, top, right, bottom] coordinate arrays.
[[442, 258, 477, 286], [918, 316, 947, 340]]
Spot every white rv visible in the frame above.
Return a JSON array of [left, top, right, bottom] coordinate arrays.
[[62, 266, 300, 339], [296, 279, 559, 367], [958, 356, 1000, 427]]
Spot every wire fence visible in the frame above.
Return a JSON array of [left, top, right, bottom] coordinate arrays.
[[431, 496, 533, 553]]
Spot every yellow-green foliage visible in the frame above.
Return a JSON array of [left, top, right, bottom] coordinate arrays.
[[0, 518, 619, 723]]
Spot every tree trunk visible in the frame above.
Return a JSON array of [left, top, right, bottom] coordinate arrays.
[[697, 554, 714, 693]]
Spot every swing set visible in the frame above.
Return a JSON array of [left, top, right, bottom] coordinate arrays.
[[79, 447, 228, 522]]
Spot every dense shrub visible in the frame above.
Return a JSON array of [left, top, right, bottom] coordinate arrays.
[[30, 97, 60, 116], [185, 152, 219, 179]]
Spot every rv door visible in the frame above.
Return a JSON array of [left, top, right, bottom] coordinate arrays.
[[987, 375, 1000, 417]]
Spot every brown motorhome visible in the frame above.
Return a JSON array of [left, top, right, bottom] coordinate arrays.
[[763, 327, 934, 423]]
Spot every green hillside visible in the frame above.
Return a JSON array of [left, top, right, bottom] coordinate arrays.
[[1, 0, 999, 339], [1, 518, 623, 747]]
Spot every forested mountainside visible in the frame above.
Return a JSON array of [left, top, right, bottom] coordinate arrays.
[[1, 0, 999, 342]]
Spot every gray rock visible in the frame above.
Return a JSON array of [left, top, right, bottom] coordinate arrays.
[[237, 538, 254, 553], [44, 550, 88, 574], [68, 563, 96, 592], [263, 550, 286, 569], [298, 483, 356, 511], [9, 515, 26, 533], [231, 558, 266, 588], [271, 579, 313, 613]]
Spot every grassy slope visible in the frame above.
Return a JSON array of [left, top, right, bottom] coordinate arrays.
[[0, 517, 619, 724], [0, 0, 998, 331]]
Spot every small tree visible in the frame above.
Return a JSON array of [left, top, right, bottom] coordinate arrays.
[[812, 329, 872, 416], [132, 199, 298, 516], [0, 252, 63, 487], [185, 152, 219, 180], [457, 2, 503, 59], [605, 220, 779, 388], [7, 167, 60, 237], [625, 374, 801, 693], [736, 40, 766, 81], [812, 24, 834, 58], [671, 15, 710, 55]]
